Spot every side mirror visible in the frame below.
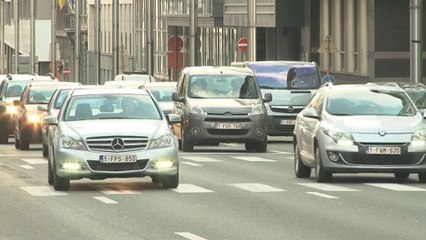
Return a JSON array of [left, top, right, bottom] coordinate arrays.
[[302, 107, 319, 119], [43, 115, 58, 125], [37, 105, 48, 112], [263, 92, 272, 103], [166, 113, 182, 124], [172, 92, 184, 102]]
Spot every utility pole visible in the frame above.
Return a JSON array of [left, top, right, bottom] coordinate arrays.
[[14, 0, 19, 73], [189, 0, 198, 66], [51, 0, 56, 77], [0, 0, 4, 74], [146, 0, 153, 74], [74, 0, 80, 82], [30, 0, 36, 74], [112, 0, 119, 77], [95, 0, 101, 84], [410, 0, 423, 84], [247, 0, 256, 61]]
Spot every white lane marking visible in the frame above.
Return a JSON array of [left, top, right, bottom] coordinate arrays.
[[0, 154, 41, 157], [181, 156, 222, 162], [181, 161, 203, 167], [366, 183, 426, 191], [298, 183, 360, 192], [232, 156, 276, 162], [95, 185, 141, 195], [20, 165, 35, 170], [93, 196, 118, 204], [306, 191, 339, 199], [21, 158, 46, 164], [222, 143, 240, 147], [172, 184, 214, 193], [229, 183, 286, 192], [270, 150, 293, 154], [20, 186, 68, 196], [175, 232, 208, 240]]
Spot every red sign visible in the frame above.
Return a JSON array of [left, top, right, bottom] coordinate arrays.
[[63, 67, 71, 76], [168, 36, 184, 52], [238, 38, 248, 52]]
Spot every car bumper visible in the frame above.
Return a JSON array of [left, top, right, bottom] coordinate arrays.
[[184, 114, 267, 143], [54, 146, 179, 180], [320, 140, 426, 173]]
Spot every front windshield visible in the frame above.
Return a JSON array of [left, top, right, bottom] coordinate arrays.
[[326, 89, 417, 116], [28, 87, 58, 104], [5, 82, 29, 98], [54, 89, 72, 109], [404, 88, 426, 109], [146, 85, 175, 102], [64, 94, 161, 121], [188, 75, 259, 99], [249, 64, 321, 90]]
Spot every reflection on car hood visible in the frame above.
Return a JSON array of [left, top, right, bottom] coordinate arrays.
[[188, 98, 262, 113], [61, 119, 168, 139], [261, 89, 314, 106]]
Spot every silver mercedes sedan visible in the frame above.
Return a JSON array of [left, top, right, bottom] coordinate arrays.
[[44, 88, 181, 191], [293, 83, 426, 182]]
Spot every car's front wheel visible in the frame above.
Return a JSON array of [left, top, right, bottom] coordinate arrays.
[[161, 173, 179, 189], [315, 146, 332, 182], [0, 125, 8, 144], [53, 165, 70, 191], [294, 143, 311, 178], [418, 173, 426, 183], [255, 140, 267, 152], [181, 131, 193, 152], [394, 172, 410, 179]]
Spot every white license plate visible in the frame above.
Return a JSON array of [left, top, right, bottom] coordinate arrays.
[[280, 119, 296, 125], [366, 147, 401, 155], [216, 123, 242, 129], [99, 154, 137, 163]]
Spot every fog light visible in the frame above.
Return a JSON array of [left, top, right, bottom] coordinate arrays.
[[155, 159, 174, 169], [62, 162, 82, 170], [256, 128, 264, 136], [191, 127, 200, 135], [328, 152, 339, 162]]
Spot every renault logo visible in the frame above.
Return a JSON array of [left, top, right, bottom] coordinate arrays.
[[288, 106, 294, 112], [111, 138, 125, 150], [378, 129, 386, 136]]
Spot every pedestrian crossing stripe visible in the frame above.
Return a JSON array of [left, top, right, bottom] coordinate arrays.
[[229, 183, 286, 192], [172, 184, 214, 193], [365, 183, 426, 191], [232, 156, 276, 162], [297, 183, 360, 192], [181, 156, 222, 162], [21, 158, 46, 164]]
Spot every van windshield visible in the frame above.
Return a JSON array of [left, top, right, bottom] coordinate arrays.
[[248, 64, 321, 90], [189, 75, 259, 99]]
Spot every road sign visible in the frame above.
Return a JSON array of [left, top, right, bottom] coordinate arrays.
[[238, 38, 248, 53]]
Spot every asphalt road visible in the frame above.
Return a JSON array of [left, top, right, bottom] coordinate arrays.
[[0, 137, 425, 240]]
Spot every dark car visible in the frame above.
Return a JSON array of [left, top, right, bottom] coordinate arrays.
[[171, 66, 272, 152], [0, 74, 56, 143], [13, 81, 78, 150]]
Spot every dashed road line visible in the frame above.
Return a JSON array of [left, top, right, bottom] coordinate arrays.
[[181, 161, 203, 167], [95, 185, 141, 195], [181, 156, 222, 162], [19, 165, 35, 170], [229, 183, 286, 192], [21, 158, 46, 164]]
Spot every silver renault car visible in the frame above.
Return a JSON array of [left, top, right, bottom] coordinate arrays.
[[293, 83, 426, 182], [44, 88, 181, 191]]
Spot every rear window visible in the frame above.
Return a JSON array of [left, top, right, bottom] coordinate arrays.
[[249, 64, 321, 90]]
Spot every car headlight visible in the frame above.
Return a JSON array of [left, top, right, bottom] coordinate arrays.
[[188, 105, 205, 115], [6, 105, 17, 114], [322, 127, 354, 145], [149, 134, 174, 149], [250, 104, 264, 115], [27, 113, 42, 123], [60, 135, 86, 150], [411, 129, 426, 146]]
